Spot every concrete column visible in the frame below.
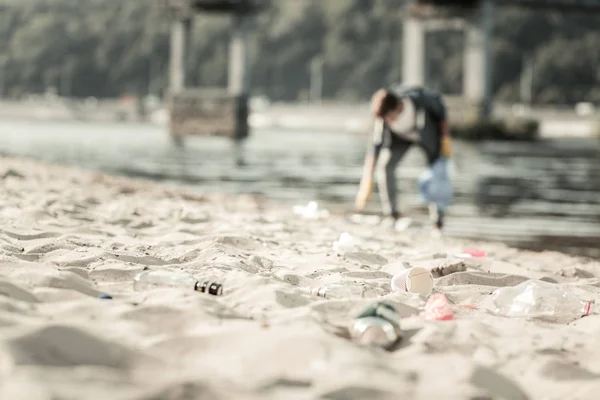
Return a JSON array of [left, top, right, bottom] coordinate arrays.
[[463, 0, 493, 119], [228, 15, 249, 95], [309, 56, 324, 104], [169, 18, 187, 94], [183, 18, 193, 87], [403, 18, 426, 87]]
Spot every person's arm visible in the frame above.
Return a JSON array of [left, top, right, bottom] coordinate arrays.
[[439, 120, 450, 137], [356, 120, 384, 210], [439, 119, 453, 158], [423, 90, 452, 158]]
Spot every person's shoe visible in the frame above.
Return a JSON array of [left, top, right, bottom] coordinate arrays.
[[428, 203, 438, 224], [380, 216, 397, 229], [394, 217, 413, 232], [428, 204, 444, 230], [380, 213, 412, 231], [430, 227, 443, 239], [436, 211, 445, 230]]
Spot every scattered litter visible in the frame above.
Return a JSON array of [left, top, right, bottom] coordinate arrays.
[[351, 302, 402, 349], [332, 232, 357, 255], [307, 283, 382, 299], [391, 267, 434, 295], [133, 270, 223, 296], [292, 201, 329, 220], [485, 279, 591, 323], [459, 249, 487, 258], [421, 294, 454, 321]]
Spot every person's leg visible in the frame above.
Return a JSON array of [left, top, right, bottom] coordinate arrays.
[[418, 168, 433, 204], [376, 145, 410, 219], [428, 157, 453, 229]]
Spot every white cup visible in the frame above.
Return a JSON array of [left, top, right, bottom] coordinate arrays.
[[391, 267, 434, 295]]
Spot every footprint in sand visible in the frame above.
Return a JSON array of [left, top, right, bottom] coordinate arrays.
[[540, 360, 598, 381], [319, 386, 397, 400], [341, 271, 391, 280], [0, 325, 144, 369], [275, 290, 311, 308], [470, 366, 529, 400], [248, 255, 274, 270], [213, 235, 263, 251], [0, 279, 38, 303], [11, 268, 104, 298], [343, 252, 388, 266]]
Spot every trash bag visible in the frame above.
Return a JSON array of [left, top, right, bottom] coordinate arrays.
[[418, 157, 453, 212]]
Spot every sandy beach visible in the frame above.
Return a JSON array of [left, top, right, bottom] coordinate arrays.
[[1, 155, 600, 400]]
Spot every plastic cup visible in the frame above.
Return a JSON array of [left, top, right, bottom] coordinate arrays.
[[391, 267, 434, 295]]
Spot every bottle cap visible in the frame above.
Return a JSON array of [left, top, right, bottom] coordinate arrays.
[[195, 281, 223, 296]]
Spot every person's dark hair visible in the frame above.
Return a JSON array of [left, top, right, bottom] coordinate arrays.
[[370, 89, 401, 118]]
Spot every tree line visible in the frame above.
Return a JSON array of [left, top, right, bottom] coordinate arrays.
[[0, 0, 598, 105]]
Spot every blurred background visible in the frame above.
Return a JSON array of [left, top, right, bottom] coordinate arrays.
[[0, 0, 599, 258]]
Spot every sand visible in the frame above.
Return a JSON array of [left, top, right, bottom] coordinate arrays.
[[1, 155, 600, 400]]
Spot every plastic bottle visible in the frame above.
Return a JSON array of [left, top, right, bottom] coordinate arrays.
[[486, 279, 591, 323], [133, 270, 223, 295], [308, 283, 382, 299], [350, 302, 402, 349]]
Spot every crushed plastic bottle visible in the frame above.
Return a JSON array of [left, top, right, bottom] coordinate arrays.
[[486, 279, 591, 323], [351, 302, 402, 349], [133, 270, 223, 295], [308, 283, 382, 299]]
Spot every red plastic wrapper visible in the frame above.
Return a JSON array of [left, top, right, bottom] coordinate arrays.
[[421, 293, 455, 321], [461, 249, 487, 258]]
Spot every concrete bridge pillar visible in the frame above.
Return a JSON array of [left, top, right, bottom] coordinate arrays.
[[169, 18, 188, 94], [402, 1, 493, 120], [402, 17, 426, 87], [228, 15, 250, 95], [463, 0, 493, 119], [165, 3, 255, 146]]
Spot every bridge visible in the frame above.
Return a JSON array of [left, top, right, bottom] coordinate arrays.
[[417, 0, 600, 11], [407, 0, 600, 121], [163, 0, 600, 141]]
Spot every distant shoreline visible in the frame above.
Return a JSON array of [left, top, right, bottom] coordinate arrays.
[[0, 99, 598, 138]]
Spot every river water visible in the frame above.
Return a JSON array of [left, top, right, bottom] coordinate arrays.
[[1, 118, 599, 258]]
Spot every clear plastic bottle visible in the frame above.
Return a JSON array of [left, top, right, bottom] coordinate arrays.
[[486, 279, 592, 323], [133, 270, 223, 295], [308, 283, 382, 299]]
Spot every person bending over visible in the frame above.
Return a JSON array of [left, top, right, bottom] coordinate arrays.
[[355, 86, 453, 230]]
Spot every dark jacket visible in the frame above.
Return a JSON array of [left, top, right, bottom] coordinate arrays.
[[391, 86, 447, 165]]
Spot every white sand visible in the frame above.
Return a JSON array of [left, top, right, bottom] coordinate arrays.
[[1, 155, 600, 400]]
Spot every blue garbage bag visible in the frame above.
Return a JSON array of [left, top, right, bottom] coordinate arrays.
[[418, 157, 453, 212]]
